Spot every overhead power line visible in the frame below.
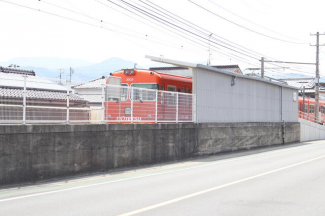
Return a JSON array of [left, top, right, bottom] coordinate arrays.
[[262, 60, 316, 65], [115, 0, 260, 60], [188, 0, 308, 45], [207, 0, 308, 44]]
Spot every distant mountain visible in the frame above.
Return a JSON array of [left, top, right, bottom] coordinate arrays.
[[2, 56, 320, 82], [0, 57, 144, 81], [73, 57, 140, 80]]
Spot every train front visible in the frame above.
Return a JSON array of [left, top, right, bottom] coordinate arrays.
[[104, 69, 160, 123]]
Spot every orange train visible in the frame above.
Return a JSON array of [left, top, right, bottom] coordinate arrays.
[[298, 96, 325, 123], [105, 69, 192, 122]]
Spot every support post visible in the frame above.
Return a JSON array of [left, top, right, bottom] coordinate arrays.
[[192, 94, 196, 123], [131, 87, 134, 123], [315, 32, 320, 123], [281, 86, 285, 144], [23, 76, 27, 124], [101, 84, 105, 123], [302, 86, 305, 119], [261, 57, 265, 78], [176, 92, 179, 123], [66, 81, 70, 124], [310, 31, 325, 123], [155, 89, 158, 123]]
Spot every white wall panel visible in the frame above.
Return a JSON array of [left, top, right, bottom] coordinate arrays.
[[193, 68, 298, 123]]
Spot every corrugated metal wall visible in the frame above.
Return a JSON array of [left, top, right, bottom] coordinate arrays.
[[192, 67, 298, 123]]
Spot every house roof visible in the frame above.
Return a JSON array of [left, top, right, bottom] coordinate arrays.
[[0, 87, 87, 102], [73, 77, 106, 89], [0, 67, 35, 76], [0, 72, 67, 91], [278, 78, 315, 89], [149, 65, 242, 77]]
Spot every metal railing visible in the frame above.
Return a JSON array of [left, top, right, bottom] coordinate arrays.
[[0, 75, 195, 124], [105, 85, 195, 123], [298, 111, 325, 124]]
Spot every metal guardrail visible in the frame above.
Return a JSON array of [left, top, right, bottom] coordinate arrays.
[[0, 76, 195, 124], [298, 111, 324, 124]]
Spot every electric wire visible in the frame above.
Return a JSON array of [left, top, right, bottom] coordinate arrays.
[[140, 0, 316, 75], [188, 0, 308, 45], [100, 0, 262, 65], [207, 0, 308, 43], [115, 0, 260, 60], [106, 0, 318, 76], [1, 0, 318, 78], [43, 0, 209, 55], [1, 0, 253, 66]]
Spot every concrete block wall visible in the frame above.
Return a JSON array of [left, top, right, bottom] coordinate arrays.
[[0, 122, 300, 186]]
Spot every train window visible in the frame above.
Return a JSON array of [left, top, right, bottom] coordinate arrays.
[[121, 83, 128, 101], [131, 83, 158, 101], [321, 106, 325, 114], [309, 105, 315, 114], [167, 86, 176, 92], [181, 87, 185, 92], [131, 84, 158, 90], [106, 83, 128, 101], [161, 85, 164, 91], [167, 85, 176, 106]]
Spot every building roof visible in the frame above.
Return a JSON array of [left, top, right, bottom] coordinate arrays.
[[146, 55, 300, 90], [73, 77, 106, 89], [0, 87, 87, 102], [0, 67, 35, 76], [0, 72, 67, 91], [278, 78, 315, 89], [149, 65, 242, 77]]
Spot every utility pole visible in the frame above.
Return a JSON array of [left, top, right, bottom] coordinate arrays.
[[310, 32, 325, 123], [302, 86, 305, 119], [261, 57, 265, 78], [207, 33, 213, 66], [69, 67, 74, 81], [59, 69, 64, 84]]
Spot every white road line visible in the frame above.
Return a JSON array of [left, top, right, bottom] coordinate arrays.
[[0, 142, 323, 203], [118, 155, 325, 216]]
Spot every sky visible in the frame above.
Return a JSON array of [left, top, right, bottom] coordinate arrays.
[[1, 0, 325, 78]]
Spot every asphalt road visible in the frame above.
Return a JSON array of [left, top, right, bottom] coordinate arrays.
[[1, 140, 325, 216]]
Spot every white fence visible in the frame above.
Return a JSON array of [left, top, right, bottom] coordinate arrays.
[[0, 75, 195, 124], [105, 85, 195, 123]]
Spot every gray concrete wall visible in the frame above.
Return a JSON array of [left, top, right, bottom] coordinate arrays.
[[299, 118, 325, 141], [0, 122, 300, 186]]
